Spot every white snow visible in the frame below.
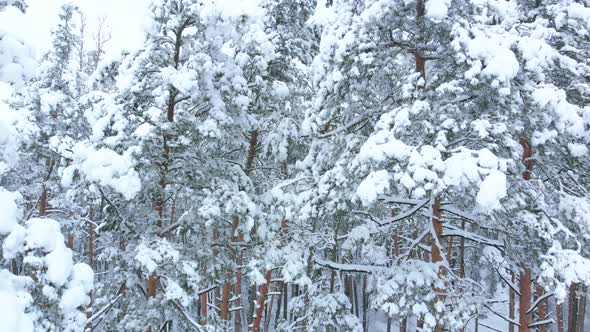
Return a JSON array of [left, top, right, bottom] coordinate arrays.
[[426, 0, 451, 20], [67, 143, 141, 200], [0, 290, 33, 332], [476, 170, 507, 211], [356, 170, 390, 206], [0, 189, 19, 234]]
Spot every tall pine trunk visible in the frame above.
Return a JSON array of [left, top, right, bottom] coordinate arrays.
[[557, 301, 564, 332], [518, 137, 534, 332], [519, 269, 532, 332], [509, 273, 516, 332], [431, 197, 446, 332], [536, 286, 547, 332], [576, 285, 587, 332], [252, 270, 272, 331]]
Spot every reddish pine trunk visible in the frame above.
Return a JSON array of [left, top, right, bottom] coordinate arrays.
[[88, 207, 95, 268], [459, 221, 465, 278], [557, 302, 564, 332], [519, 137, 534, 180], [446, 236, 454, 267], [86, 207, 95, 330], [200, 291, 207, 325], [66, 235, 74, 249], [519, 269, 532, 332], [39, 188, 47, 217], [518, 137, 533, 332], [400, 319, 406, 332], [415, 0, 425, 77], [146, 276, 158, 332], [252, 271, 272, 332], [509, 273, 515, 332], [393, 227, 407, 332], [235, 233, 244, 331], [536, 286, 547, 332], [432, 197, 446, 332], [220, 281, 232, 321], [568, 283, 578, 332], [147, 276, 158, 298]]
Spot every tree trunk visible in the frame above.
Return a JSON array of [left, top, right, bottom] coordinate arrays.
[[557, 301, 564, 332], [362, 274, 368, 332], [518, 137, 534, 332], [235, 233, 244, 331], [200, 292, 207, 325], [536, 286, 547, 332], [576, 285, 587, 332], [509, 273, 516, 332], [459, 221, 465, 278], [568, 283, 578, 332], [146, 276, 158, 332], [252, 270, 272, 332], [519, 269, 532, 332], [220, 281, 232, 321], [264, 285, 275, 332], [283, 282, 288, 321], [353, 277, 359, 318], [432, 197, 446, 332], [446, 236, 454, 268], [39, 188, 47, 217], [86, 207, 95, 331]]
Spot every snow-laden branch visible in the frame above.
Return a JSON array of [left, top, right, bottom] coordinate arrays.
[[396, 229, 431, 262], [159, 279, 205, 331], [529, 319, 554, 327], [377, 195, 424, 205], [495, 268, 520, 296], [526, 291, 554, 314], [483, 304, 520, 327], [197, 283, 219, 296], [442, 226, 504, 248], [439, 204, 479, 222], [87, 293, 123, 324], [313, 258, 381, 273], [169, 298, 206, 331], [374, 199, 429, 227], [158, 207, 193, 237], [317, 117, 368, 139]]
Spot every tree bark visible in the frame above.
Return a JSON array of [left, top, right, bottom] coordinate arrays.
[[39, 188, 47, 217], [567, 282, 578, 332], [362, 274, 368, 332], [86, 207, 95, 331], [200, 292, 207, 325], [576, 284, 587, 332], [459, 221, 465, 278], [252, 270, 272, 332], [519, 269, 532, 332], [536, 286, 547, 332], [146, 275, 158, 332], [509, 273, 516, 332], [557, 301, 564, 332], [220, 281, 232, 321], [518, 137, 534, 332], [432, 197, 446, 332]]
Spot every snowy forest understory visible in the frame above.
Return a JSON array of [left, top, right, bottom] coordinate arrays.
[[1, 0, 590, 331]]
